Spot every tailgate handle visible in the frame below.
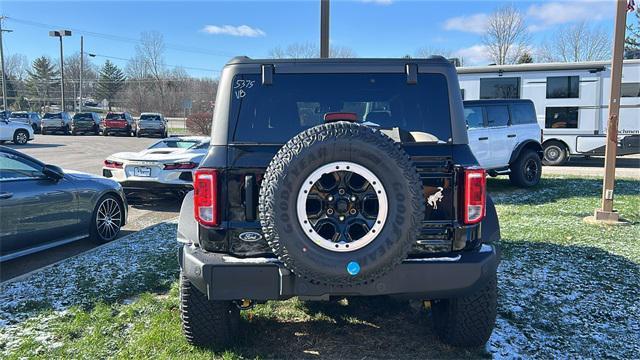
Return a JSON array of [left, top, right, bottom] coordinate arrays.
[[507, 134, 516, 138], [244, 175, 257, 221]]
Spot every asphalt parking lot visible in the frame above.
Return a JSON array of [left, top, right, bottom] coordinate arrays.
[[1, 134, 183, 282]]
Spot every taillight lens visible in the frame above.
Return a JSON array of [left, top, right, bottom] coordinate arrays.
[[164, 162, 197, 170], [103, 160, 123, 169], [194, 169, 218, 226], [463, 168, 486, 224]]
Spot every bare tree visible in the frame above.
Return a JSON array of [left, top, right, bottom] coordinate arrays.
[[483, 5, 530, 65], [4, 54, 29, 80], [414, 47, 453, 59], [538, 21, 611, 63], [268, 42, 356, 58], [64, 53, 97, 109], [135, 31, 169, 111]]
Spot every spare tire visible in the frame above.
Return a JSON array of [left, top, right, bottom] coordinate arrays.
[[259, 122, 424, 286]]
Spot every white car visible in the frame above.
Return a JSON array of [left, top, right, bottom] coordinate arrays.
[[464, 99, 543, 187], [102, 136, 210, 196], [0, 118, 35, 145]]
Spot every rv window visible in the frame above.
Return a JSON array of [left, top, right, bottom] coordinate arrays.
[[547, 76, 579, 98], [464, 106, 484, 128], [545, 107, 578, 129], [480, 77, 520, 99], [485, 105, 509, 127], [510, 103, 537, 125], [621, 83, 640, 98]]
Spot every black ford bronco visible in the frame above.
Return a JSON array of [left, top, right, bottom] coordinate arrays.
[[177, 56, 500, 349]]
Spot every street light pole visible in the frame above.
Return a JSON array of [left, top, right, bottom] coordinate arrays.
[[79, 35, 83, 112], [0, 17, 13, 111], [49, 30, 72, 112]]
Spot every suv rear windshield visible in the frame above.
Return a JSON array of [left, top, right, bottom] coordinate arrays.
[[230, 73, 452, 143], [106, 113, 125, 120], [73, 113, 94, 120], [43, 113, 62, 119], [140, 114, 161, 121], [11, 113, 29, 119]]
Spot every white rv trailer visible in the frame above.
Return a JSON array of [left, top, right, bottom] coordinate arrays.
[[457, 60, 640, 165]]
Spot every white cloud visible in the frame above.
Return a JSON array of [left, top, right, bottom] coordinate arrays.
[[201, 25, 266, 37], [454, 44, 491, 66], [443, 13, 489, 34], [526, 1, 613, 31], [360, 0, 393, 4]]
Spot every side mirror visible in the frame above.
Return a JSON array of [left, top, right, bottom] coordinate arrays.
[[43, 164, 64, 181]]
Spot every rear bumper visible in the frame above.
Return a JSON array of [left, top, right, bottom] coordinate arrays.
[[179, 244, 499, 301], [103, 127, 130, 133]]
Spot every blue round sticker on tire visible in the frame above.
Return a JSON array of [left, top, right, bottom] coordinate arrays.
[[347, 261, 360, 276]]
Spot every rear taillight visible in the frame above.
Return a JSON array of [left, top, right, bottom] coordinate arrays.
[[103, 160, 123, 169], [463, 168, 486, 224], [163, 162, 197, 170], [194, 169, 218, 226]]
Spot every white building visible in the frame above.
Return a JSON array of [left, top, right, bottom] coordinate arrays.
[[457, 60, 640, 164]]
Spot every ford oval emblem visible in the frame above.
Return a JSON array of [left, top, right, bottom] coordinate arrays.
[[239, 231, 263, 242]]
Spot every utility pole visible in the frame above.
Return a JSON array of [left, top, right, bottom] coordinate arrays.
[[79, 35, 83, 112], [49, 30, 72, 112], [588, 0, 631, 224], [0, 17, 13, 111], [320, 0, 330, 58]]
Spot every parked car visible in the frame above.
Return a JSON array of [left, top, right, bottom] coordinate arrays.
[[102, 112, 135, 136], [463, 99, 543, 187], [0, 110, 11, 120], [176, 57, 500, 350], [0, 146, 127, 261], [71, 112, 101, 135], [136, 112, 168, 138], [0, 118, 34, 145], [102, 136, 210, 197], [41, 112, 73, 135], [8, 112, 42, 133]]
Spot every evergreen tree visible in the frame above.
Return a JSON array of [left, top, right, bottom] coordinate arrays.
[[517, 51, 534, 64], [95, 60, 125, 110], [26, 56, 59, 109]]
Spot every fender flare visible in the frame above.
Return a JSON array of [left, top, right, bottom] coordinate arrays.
[[480, 195, 500, 244], [509, 140, 543, 165], [177, 190, 199, 245]]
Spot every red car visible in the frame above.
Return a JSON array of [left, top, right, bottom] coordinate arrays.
[[102, 112, 135, 136]]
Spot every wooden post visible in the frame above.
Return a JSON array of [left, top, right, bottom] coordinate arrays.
[[593, 0, 628, 223], [320, 0, 330, 58]]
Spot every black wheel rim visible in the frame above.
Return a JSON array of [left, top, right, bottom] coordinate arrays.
[[297, 162, 388, 252], [524, 158, 539, 182], [96, 198, 122, 241]]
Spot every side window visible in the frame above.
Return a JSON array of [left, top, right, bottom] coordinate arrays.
[[510, 103, 537, 125], [480, 77, 520, 99], [0, 153, 44, 181], [547, 76, 579, 98], [621, 83, 640, 97], [464, 106, 485, 129], [485, 105, 509, 127], [545, 107, 579, 129]]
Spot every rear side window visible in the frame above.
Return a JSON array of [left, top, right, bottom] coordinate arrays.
[[464, 106, 484, 129], [621, 83, 640, 97], [510, 103, 537, 125], [485, 105, 509, 127], [231, 73, 452, 143]]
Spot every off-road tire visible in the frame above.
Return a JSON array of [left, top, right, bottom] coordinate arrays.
[[180, 273, 240, 349], [509, 149, 541, 187], [259, 121, 424, 286], [542, 141, 568, 166], [431, 273, 497, 347], [13, 130, 29, 145]]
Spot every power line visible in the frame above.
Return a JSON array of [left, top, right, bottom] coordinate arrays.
[[89, 53, 221, 73], [5, 17, 235, 58]]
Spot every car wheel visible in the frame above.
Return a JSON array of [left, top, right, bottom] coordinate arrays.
[[32, 124, 39, 133], [136, 131, 141, 138], [13, 130, 29, 145], [431, 273, 497, 347], [41, 128, 47, 135], [180, 273, 240, 349], [63, 124, 71, 135], [542, 141, 568, 166], [509, 150, 542, 187], [90, 194, 124, 243], [259, 122, 424, 286], [71, 128, 77, 135]]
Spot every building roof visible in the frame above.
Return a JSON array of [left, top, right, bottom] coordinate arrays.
[[456, 59, 640, 74]]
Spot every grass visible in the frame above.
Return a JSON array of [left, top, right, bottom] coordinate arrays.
[[1, 176, 639, 359]]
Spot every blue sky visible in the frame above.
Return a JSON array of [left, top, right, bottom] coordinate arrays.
[[0, 0, 625, 78]]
